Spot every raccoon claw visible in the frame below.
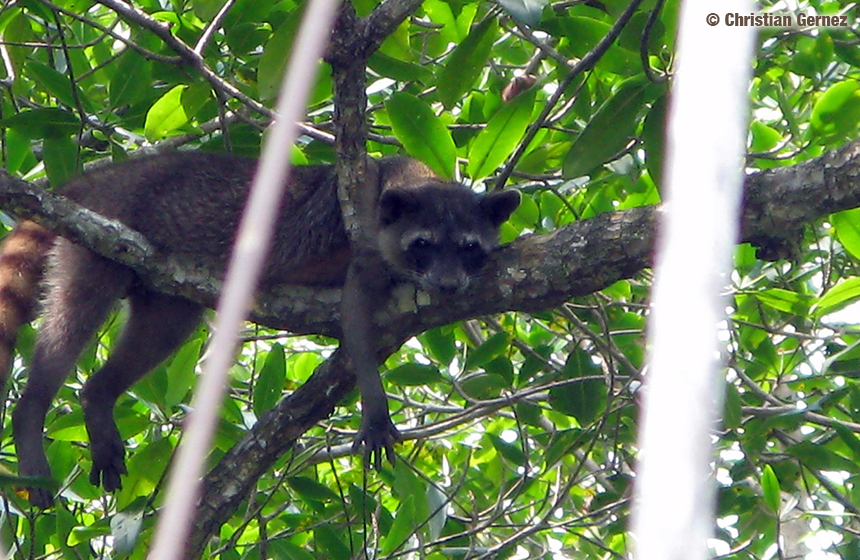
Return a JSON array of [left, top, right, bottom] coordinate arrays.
[[89, 435, 127, 492], [352, 418, 401, 471], [89, 461, 126, 492]]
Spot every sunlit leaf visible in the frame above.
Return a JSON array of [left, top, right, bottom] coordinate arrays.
[[760, 465, 780, 514], [563, 75, 652, 178], [437, 18, 497, 109], [468, 89, 535, 180], [386, 92, 456, 178]]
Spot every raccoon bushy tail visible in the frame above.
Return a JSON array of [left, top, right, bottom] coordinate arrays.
[[0, 221, 55, 385]]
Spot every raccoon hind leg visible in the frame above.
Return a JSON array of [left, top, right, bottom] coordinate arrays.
[[81, 290, 203, 492], [12, 241, 132, 508]]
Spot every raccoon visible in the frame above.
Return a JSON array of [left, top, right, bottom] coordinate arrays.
[[0, 152, 520, 507]]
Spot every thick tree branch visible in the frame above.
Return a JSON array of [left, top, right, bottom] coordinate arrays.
[[4, 140, 860, 337]]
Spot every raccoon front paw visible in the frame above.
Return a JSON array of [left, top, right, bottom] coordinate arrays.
[[89, 433, 127, 492], [352, 413, 401, 471]]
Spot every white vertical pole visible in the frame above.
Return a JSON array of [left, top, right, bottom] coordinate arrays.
[[148, 0, 341, 557], [631, 3, 755, 559]]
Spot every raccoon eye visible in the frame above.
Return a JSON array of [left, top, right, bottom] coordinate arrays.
[[460, 241, 487, 272], [407, 238, 434, 272]]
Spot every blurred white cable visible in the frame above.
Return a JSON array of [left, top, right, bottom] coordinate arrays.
[[632, 3, 755, 559], [148, 0, 341, 557]]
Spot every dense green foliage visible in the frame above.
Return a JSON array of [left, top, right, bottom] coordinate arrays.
[[1, 0, 860, 558]]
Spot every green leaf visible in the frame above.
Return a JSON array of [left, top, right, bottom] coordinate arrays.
[[68, 520, 111, 547], [545, 428, 582, 467], [790, 34, 833, 79], [424, 0, 464, 43], [377, 19, 412, 60], [515, 401, 543, 427], [642, 94, 667, 186], [254, 343, 286, 415], [393, 459, 427, 505], [46, 409, 86, 441], [382, 496, 417, 556], [786, 441, 858, 472], [760, 465, 780, 514], [563, 75, 651, 178], [548, 351, 605, 424], [385, 363, 442, 386], [368, 52, 434, 83], [750, 120, 783, 153], [419, 326, 456, 365], [460, 373, 508, 399], [1, 108, 80, 138], [314, 525, 351, 560], [144, 83, 210, 140], [192, 0, 227, 20], [426, 485, 447, 540], [165, 339, 202, 409], [287, 476, 340, 502], [269, 541, 316, 560], [753, 288, 810, 315], [27, 61, 87, 111], [832, 207, 860, 260], [464, 332, 510, 370], [544, 16, 638, 75], [258, 15, 299, 100], [4, 128, 31, 174], [509, 192, 539, 229], [110, 50, 151, 108], [723, 382, 742, 430], [468, 89, 535, 180], [125, 439, 173, 486], [811, 79, 860, 140], [225, 22, 270, 56], [290, 351, 322, 381], [488, 433, 527, 465], [385, 92, 456, 178], [815, 277, 860, 318], [437, 18, 497, 109], [43, 135, 78, 186], [833, 423, 860, 459]]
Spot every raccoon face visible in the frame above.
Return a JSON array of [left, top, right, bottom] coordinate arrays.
[[377, 183, 520, 294]]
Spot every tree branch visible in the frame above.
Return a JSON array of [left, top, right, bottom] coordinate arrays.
[[93, 0, 333, 144]]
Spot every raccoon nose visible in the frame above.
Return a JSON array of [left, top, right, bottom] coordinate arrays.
[[434, 273, 467, 294], [437, 280, 461, 295]]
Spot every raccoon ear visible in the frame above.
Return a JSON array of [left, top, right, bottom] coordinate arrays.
[[379, 189, 419, 226], [480, 190, 520, 227]]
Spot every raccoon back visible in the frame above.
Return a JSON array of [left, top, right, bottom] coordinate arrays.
[[61, 152, 350, 286]]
